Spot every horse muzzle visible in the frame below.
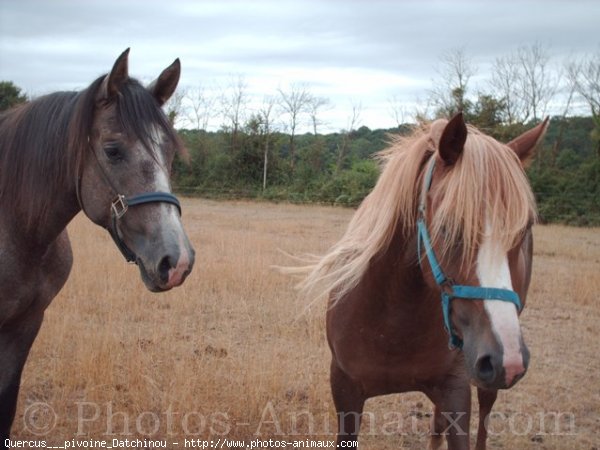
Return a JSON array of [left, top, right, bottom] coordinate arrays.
[[106, 192, 195, 292], [138, 242, 195, 292], [468, 338, 530, 390]]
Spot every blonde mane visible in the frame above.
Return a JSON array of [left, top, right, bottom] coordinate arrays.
[[299, 122, 536, 303]]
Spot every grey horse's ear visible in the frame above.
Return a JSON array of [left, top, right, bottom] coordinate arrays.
[[98, 48, 130, 101], [438, 112, 467, 166], [507, 117, 549, 168], [148, 58, 181, 106]]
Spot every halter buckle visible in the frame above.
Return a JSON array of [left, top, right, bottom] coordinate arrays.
[[440, 278, 455, 296], [111, 195, 128, 219]]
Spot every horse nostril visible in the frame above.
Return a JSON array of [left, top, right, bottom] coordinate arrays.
[[475, 355, 495, 382], [158, 255, 175, 282]]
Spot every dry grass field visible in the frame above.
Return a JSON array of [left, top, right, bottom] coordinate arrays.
[[12, 198, 600, 449]]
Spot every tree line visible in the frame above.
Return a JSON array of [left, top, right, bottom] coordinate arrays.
[[170, 116, 598, 225], [1, 44, 598, 225], [167, 44, 599, 225]]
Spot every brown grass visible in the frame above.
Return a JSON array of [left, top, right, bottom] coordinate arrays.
[[12, 199, 600, 449]]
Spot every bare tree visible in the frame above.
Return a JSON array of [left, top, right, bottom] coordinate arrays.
[[413, 93, 434, 125], [490, 54, 528, 124], [567, 51, 600, 118], [258, 96, 278, 190], [307, 95, 331, 135], [336, 101, 362, 173], [164, 88, 186, 127], [551, 74, 577, 165], [278, 83, 312, 170], [567, 51, 600, 155], [516, 43, 558, 122], [430, 47, 477, 117], [220, 75, 249, 149], [185, 85, 216, 130], [387, 94, 408, 128]]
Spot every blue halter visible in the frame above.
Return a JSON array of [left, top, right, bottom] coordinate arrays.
[[416, 158, 522, 349]]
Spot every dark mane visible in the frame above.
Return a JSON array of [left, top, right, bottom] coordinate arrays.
[[0, 75, 182, 232], [0, 90, 81, 231]]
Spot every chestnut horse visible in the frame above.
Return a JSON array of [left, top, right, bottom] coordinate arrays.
[[0, 49, 194, 442], [301, 113, 548, 449]]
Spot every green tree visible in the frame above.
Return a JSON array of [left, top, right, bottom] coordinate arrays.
[[471, 94, 506, 131], [0, 81, 27, 110]]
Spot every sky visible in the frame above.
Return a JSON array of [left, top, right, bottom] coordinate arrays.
[[0, 0, 598, 132]]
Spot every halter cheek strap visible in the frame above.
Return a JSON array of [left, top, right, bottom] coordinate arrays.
[[417, 158, 522, 349]]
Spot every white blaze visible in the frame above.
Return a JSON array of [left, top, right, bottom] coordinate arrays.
[[476, 220, 524, 386], [149, 126, 180, 222], [148, 126, 191, 287]]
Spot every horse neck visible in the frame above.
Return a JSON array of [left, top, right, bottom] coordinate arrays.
[[364, 226, 434, 310], [6, 180, 80, 253], [0, 94, 82, 249], [36, 192, 81, 245], [348, 228, 450, 354]]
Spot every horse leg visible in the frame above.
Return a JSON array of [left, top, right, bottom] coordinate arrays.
[[330, 359, 366, 446], [426, 383, 471, 450], [428, 405, 448, 450], [475, 388, 497, 450], [1, 229, 71, 445], [429, 406, 445, 450], [0, 311, 45, 443]]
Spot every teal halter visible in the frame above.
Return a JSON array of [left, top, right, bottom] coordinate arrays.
[[416, 158, 522, 349]]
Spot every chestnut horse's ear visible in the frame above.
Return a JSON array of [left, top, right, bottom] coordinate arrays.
[[98, 48, 130, 101], [438, 112, 468, 165], [148, 58, 181, 106], [507, 117, 549, 167]]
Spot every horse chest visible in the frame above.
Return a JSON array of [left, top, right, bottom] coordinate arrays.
[[327, 300, 458, 393], [0, 231, 73, 325]]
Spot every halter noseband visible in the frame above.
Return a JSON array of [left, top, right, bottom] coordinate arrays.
[[416, 158, 522, 349], [109, 191, 181, 263], [79, 139, 182, 264]]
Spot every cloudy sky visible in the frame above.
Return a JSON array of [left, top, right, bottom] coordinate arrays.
[[0, 0, 598, 131]]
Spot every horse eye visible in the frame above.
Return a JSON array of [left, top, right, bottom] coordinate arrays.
[[103, 143, 124, 162]]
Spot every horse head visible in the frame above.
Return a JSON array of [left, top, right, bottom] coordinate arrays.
[[419, 113, 548, 389], [78, 49, 194, 292]]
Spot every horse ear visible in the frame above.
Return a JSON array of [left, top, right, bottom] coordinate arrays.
[[438, 112, 467, 165], [148, 58, 181, 106], [507, 117, 549, 167], [99, 48, 130, 101]]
